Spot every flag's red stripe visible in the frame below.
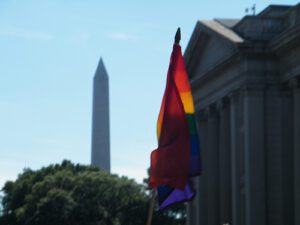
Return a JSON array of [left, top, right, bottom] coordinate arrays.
[[150, 45, 190, 190]]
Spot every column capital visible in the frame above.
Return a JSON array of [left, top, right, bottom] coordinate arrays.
[[197, 108, 208, 122], [208, 103, 218, 117], [241, 83, 265, 93], [217, 97, 230, 111], [288, 78, 299, 89], [228, 89, 240, 100]]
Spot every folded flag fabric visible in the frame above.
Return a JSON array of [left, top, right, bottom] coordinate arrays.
[[149, 38, 201, 209]]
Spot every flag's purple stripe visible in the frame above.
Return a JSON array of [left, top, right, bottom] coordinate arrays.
[[159, 183, 195, 210], [157, 185, 173, 204]]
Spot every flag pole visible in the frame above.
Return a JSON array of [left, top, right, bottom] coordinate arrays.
[[175, 27, 181, 45], [146, 28, 181, 225], [146, 189, 156, 225]]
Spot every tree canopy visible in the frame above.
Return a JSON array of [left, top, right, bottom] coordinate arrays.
[[0, 160, 185, 225]]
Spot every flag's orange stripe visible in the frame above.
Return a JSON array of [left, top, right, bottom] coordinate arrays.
[[174, 71, 191, 92], [157, 94, 166, 139], [157, 123, 162, 139]]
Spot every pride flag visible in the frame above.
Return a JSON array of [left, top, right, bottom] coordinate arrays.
[[149, 31, 201, 209]]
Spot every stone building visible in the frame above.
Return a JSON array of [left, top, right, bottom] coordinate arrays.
[[184, 4, 300, 225]]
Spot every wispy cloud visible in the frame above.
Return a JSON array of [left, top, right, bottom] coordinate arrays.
[[107, 32, 138, 42], [0, 27, 53, 41], [68, 32, 92, 46]]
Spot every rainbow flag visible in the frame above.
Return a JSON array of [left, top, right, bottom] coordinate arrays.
[[149, 37, 201, 209]]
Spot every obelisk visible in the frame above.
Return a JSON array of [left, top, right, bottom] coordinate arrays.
[[91, 58, 110, 173]]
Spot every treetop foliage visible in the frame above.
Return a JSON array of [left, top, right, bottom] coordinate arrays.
[[0, 160, 185, 225]]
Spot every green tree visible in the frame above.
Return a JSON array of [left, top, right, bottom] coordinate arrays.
[[143, 169, 186, 225], [0, 160, 184, 225]]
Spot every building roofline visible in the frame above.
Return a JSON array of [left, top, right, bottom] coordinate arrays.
[[258, 4, 292, 16], [199, 20, 244, 43]]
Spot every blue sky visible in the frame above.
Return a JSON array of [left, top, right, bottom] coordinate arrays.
[[0, 0, 299, 188]]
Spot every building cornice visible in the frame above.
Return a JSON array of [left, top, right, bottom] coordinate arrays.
[[269, 24, 300, 54]]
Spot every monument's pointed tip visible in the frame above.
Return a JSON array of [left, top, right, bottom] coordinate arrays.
[[99, 57, 104, 64], [95, 57, 108, 78]]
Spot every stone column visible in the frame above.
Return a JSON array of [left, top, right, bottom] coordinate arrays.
[[193, 178, 200, 225], [229, 91, 242, 225], [187, 179, 198, 225], [218, 98, 231, 225], [264, 85, 294, 225], [243, 86, 266, 225], [197, 109, 208, 225], [265, 86, 285, 225], [187, 109, 208, 225], [291, 78, 300, 225], [187, 203, 193, 225], [281, 85, 294, 225], [207, 104, 220, 225]]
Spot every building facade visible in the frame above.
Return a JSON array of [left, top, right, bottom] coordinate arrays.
[[185, 4, 300, 225], [91, 58, 111, 173]]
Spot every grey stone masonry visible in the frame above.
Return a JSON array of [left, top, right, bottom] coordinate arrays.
[[197, 110, 208, 225], [291, 79, 300, 225], [281, 87, 294, 225], [265, 86, 293, 225], [229, 91, 242, 225], [218, 98, 231, 225], [243, 86, 266, 225], [207, 105, 220, 225], [187, 178, 199, 225], [184, 4, 300, 225]]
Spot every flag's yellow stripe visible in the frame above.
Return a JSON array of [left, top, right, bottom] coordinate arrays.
[[179, 91, 195, 114], [157, 91, 195, 139]]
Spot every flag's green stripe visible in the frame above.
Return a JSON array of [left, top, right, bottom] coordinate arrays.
[[185, 113, 197, 135]]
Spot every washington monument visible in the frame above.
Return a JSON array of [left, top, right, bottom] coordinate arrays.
[[91, 58, 110, 173]]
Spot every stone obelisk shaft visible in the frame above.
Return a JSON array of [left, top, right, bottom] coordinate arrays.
[[91, 58, 110, 173]]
